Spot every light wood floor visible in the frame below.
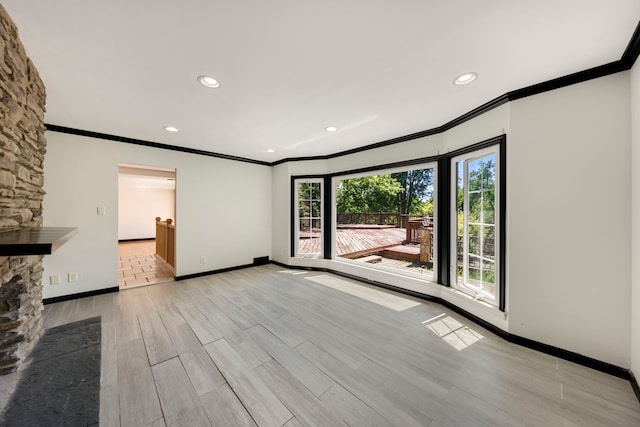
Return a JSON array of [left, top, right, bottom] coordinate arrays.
[[9, 265, 640, 426]]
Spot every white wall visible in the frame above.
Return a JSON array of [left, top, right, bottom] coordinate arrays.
[[271, 163, 294, 263], [118, 184, 175, 240], [631, 61, 640, 376], [273, 74, 633, 367], [43, 132, 272, 299], [508, 73, 631, 367]]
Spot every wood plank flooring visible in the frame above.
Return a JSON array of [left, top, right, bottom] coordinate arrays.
[[6, 264, 640, 426]]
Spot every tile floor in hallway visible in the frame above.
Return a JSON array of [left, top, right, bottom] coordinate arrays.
[[118, 240, 174, 288]]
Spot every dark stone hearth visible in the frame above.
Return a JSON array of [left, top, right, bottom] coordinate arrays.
[[0, 317, 101, 426]]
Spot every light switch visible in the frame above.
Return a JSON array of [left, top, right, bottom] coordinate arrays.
[[97, 206, 106, 216]]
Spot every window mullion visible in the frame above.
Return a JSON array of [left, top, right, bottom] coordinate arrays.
[[463, 161, 470, 286]]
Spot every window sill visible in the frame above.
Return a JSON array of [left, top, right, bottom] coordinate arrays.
[[328, 258, 441, 295], [441, 286, 507, 328]]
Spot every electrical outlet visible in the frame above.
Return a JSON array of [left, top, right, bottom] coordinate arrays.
[[200, 256, 205, 264], [50, 275, 61, 285], [68, 272, 78, 282]]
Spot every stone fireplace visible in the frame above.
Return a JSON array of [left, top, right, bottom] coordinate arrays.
[[0, 5, 49, 374]]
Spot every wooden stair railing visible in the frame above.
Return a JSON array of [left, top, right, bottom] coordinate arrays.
[[155, 217, 175, 269]]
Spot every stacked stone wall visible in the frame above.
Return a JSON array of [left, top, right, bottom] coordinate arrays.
[[0, 5, 48, 374]]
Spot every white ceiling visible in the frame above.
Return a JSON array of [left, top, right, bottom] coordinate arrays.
[[118, 164, 176, 190], [3, 1, 639, 163], [118, 174, 176, 190]]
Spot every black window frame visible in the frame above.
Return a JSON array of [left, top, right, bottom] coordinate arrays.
[[290, 175, 332, 259], [289, 134, 506, 311], [443, 136, 506, 310]]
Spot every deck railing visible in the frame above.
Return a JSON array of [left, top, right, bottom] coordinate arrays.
[[155, 217, 175, 269], [337, 212, 402, 226], [456, 235, 496, 271], [405, 219, 422, 244], [405, 219, 434, 263], [337, 212, 432, 228]]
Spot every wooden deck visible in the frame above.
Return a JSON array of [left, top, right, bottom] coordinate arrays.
[[299, 227, 408, 258], [382, 244, 420, 262]]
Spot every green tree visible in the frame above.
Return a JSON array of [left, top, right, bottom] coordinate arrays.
[[298, 182, 321, 218], [467, 157, 495, 225], [417, 199, 434, 216], [391, 169, 434, 215], [336, 175, 402, 213]]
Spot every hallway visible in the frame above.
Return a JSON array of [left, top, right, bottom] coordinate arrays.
[[118, 240, 174, 288]]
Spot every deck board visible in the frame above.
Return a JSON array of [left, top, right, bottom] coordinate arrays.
[[299, 227, 407, 257]]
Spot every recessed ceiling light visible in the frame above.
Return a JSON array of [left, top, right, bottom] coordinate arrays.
[[164, 126, 179, 132], [453, 72, 478, 86], [197, 75, 220, 88], [325, 126, 338, 132], [264, 148, 276, 153]]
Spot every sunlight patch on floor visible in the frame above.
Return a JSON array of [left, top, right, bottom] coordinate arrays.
[[422, 313, 483, 351], [305, 274, 421, 311], [278, 270, 308, 275]]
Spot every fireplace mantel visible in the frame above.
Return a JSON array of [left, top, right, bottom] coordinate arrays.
[[0, 227, 78, 256]]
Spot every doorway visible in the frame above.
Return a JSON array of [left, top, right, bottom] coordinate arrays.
[[117, 163, 176, 289]]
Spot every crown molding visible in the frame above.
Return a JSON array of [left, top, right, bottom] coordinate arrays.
[[47, 20, 640, 167], [44, 124, 271, 167]]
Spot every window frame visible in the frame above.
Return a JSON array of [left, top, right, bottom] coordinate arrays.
[[288, 135, 506, 311], [442, 135, 506, 311], [450, 145, 501, 305], [292, 177, 325, 258], [330, 161, 438, 282]]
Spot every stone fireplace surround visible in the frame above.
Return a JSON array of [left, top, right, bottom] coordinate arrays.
[[0, 5, 49, 374]]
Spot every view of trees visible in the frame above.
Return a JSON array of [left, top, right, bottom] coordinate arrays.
[[391, 169, 434, 215], [456, 156, 496, 226], [456, 154, 497, 285], [336, 168, 434, 215], [298, 182, 321, 233]]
